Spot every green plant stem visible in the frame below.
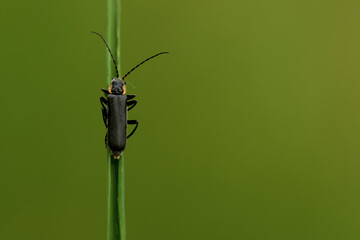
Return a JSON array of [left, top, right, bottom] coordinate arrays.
[[107, 0, 121, 78], [106, 0, 124, 240], [107, 153, 125, 240]]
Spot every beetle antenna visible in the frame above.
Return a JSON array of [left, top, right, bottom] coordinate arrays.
[[122, 52, 169, 80], [91, 31, 119, 78]]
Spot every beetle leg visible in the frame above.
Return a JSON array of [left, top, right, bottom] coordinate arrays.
[[100, 96, 108, 106], [101, 88, 110, 96], [100, 97, 108, 127], [127, 120, 139, 139], [127, 94, 136, 100], [126, 100, 137, 111]]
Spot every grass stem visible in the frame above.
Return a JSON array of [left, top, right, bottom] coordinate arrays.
[[106, 0, 124, 240]]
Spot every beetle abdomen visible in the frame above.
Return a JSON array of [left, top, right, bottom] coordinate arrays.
[[107, 95, 127, 155]]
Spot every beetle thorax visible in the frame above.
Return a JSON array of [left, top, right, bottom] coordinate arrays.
[[109, 78, 126, 95]]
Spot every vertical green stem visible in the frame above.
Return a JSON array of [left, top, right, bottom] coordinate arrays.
[[107, 0, 121, 77], [106, 0, 124, 240], [107, 154, 125, 240]]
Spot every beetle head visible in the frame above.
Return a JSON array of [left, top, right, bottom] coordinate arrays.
[[109, 78, 126, 95]]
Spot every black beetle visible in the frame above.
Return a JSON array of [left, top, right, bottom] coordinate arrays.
[[92, 31, 168, 158]]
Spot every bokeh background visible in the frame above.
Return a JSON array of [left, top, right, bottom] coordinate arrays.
[[1, 0, 360, 239]]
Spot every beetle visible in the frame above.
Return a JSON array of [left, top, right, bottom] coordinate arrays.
[[92, 31, 168, 159]]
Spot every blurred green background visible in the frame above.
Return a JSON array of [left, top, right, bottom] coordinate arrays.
[[1, 0, 360, 239]]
